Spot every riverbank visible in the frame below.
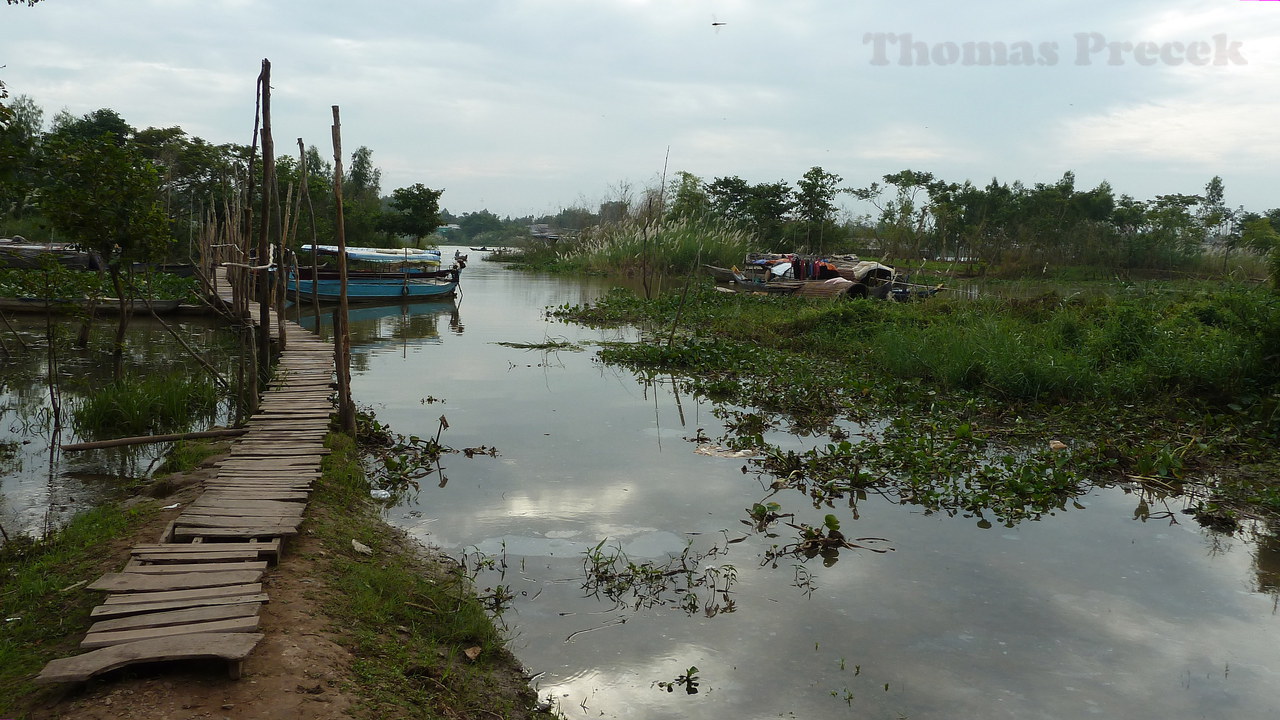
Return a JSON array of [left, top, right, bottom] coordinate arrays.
[[1, 434, 554, 720]]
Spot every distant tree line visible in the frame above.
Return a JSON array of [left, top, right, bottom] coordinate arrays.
[[525, 167, 1279, 276], [0, 96, 446, 265]]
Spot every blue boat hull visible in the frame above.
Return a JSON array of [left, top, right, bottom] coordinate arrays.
[[286, 275, 458, 302]]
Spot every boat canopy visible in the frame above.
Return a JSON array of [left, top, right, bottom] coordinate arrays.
[[301, 244, 442, 264]]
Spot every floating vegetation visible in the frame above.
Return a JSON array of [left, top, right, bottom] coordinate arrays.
[[495, 338, 583, 352], [655, 666, 701, 695], [581, 539, 737, 617]]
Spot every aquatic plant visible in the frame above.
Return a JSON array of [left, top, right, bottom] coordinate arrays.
[[70, 371, 218, 438]]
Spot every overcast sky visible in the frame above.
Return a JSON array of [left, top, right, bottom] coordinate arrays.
[[4, 0, 1278, 220]]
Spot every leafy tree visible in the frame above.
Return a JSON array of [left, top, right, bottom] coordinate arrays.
[[666, 171, 710, 220], [851, 170, 936, 260], [706, 176, 794, 243], [380, 183, 444, 244], [341, 146, 384, 245], [457, 209, 504, 240], [48, 107, 133, 145], [1241, 217, 1279, 255], [792, 166, 843, 252], [0, 94, 42, 224], [40, 131, 171, 359]]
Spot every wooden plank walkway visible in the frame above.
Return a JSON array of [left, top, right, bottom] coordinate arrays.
[[37, 268, 335, 684]]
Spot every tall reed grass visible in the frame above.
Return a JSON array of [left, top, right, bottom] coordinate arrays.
[[516, 217, 754, 275], [71, 372, 219, 438]]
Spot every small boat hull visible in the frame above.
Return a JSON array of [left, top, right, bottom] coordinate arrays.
[[285, 275, 458, 302]]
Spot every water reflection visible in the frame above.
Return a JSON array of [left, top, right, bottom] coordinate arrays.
[[334, 249, 1280, 720]]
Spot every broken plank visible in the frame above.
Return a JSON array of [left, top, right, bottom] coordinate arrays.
[[132, 550, 264, 563], [37, 632, 264, 684], [102, 583, 263, 605], [91, 593, 269, 619], [88, 602, 262, 634], [89, 570, 263, 593], [130, 540, 280, 555], [81, 615, 260, 649]]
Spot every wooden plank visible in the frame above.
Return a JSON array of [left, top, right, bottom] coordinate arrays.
[[130, 540, 280, 555], [37, 632, 264, 684], [82, 615, 260, 649], [176, 515, 301, 529], [182, 504, 305, 516], [133, 550, 263, 563], [202, 486, 309, 499], [91, 593, 269, 619], [102, 583, 263, 605], [172, 526, 297, 539], [89, 570, 263, 593], [120, 561, 268, 574], [89, 603, 261, 634], [187, 499, 306, 512]]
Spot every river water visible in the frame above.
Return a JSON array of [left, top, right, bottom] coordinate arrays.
[[290, 247, 1280, 720], [0, 315, 238, 538]]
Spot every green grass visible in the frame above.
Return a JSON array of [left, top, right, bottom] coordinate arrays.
[[71, 372, 219, 439], [503, 216, 753, 275], [0, 504, 157, 714], [312, 432, 553, 719]]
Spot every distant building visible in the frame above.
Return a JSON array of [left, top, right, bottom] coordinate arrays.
[[529, 224, 560, 242]]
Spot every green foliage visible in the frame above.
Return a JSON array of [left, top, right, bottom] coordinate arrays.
[[39, 131, 172, 265], [0, 267, 198, 301], [71, 372, 218, 438], [0, 503, 153, 713], [380, 182, 444, 242]]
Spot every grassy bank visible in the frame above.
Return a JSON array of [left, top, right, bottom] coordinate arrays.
[[555, 280, 1280, 525], [0, 503, 159, 713], [313, 432, 553, 719], [0, 434, 552, 719]]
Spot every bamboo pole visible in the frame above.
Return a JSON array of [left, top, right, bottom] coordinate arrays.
[[331, 105, 356, 434], [61, 428, 248, 452], [256, 58, 275, 368], [296, 138, 321, 317]]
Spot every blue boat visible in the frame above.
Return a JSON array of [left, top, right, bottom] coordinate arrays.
[[286, 268, 459, 302]]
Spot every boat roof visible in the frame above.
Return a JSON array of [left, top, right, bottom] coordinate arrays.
[[302, 244, 442, 263]]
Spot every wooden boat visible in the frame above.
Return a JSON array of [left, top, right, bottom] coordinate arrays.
[[0, 238, 100, 269], [285, 268, 459, 302], [288, 242, 462, 302], [300, 244, 442, 266]]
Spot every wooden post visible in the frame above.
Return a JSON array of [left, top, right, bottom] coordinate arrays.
[[331, 106, 356, 435], [256, 58, 275, 370], [296, 138, 321, 318]]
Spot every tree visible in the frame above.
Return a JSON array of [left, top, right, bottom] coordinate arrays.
[[793, 166, 843, 252], [380, 183, 444, 244], [342, 146, 384, 245], [706, 176, 794, 243], [457, 209, 504, 240], [40, 131, 172, 362], [0, 94, 42, 222], [666, 171, 710, 220]]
